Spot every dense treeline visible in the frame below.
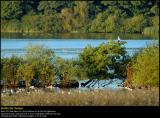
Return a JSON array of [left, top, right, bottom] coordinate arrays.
[[1, 1, 159, 37]]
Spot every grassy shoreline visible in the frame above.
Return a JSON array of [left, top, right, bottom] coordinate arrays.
[[1, 87, 159, 106]]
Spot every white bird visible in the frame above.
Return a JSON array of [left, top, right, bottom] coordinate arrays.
[[67, 91, 71, 95], [46, 85, 53, 89], [124, 87, 132, 91], [117, 36, 121, 42], [10, 89, 14, 94], [29, 86, 35, 89], [61, 90, 64, 94]]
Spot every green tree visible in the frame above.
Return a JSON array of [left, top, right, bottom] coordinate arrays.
[[128, 43, 159, 87], [88, 11, 108, 32], [130, 1, 147, 15], [22, 11, 41, 32], [1, 1, 22, 20], [1, 56, 22, 88], [150, 5, 159, 16], [105, 15, 121, 33], [123, 15, 148, 33], [16, 63, 34, 87], [38, 1, 57, 15], [74, 1, 89, 31], [60, 1, 89, 32], [79, 41, 128, 79], [25, 45, 56, 86], [60, 8, 74, 32], [39, 14, 63, 33]]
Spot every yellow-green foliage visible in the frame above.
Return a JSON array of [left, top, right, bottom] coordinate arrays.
[[123, 15, 148, 33], [1, 19, 21, 32], [143, 26, 159, 39], [143, 16, 159, 39], [1, 56, 23, 87], [131, 43, 159, 87], [24, 45, 56, 86]]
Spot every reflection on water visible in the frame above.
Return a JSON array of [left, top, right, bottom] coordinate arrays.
[[1, 32, 153, 39]]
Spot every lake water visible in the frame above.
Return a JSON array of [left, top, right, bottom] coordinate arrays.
[[1, 33, 155, 59]]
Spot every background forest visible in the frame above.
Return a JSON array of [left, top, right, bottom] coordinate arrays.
[[1, 0, 159, 37]]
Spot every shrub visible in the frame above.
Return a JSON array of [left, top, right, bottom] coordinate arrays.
[[128, 43, 159, 88], [24, 44, 56, 86], [1, 56, 23, 88]]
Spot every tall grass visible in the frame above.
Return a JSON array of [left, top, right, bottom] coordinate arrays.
[[1, 88, 159, 106], [1, 19, 22, 32]]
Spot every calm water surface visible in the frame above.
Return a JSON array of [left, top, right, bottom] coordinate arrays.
[[1, 33, 155, 59]]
